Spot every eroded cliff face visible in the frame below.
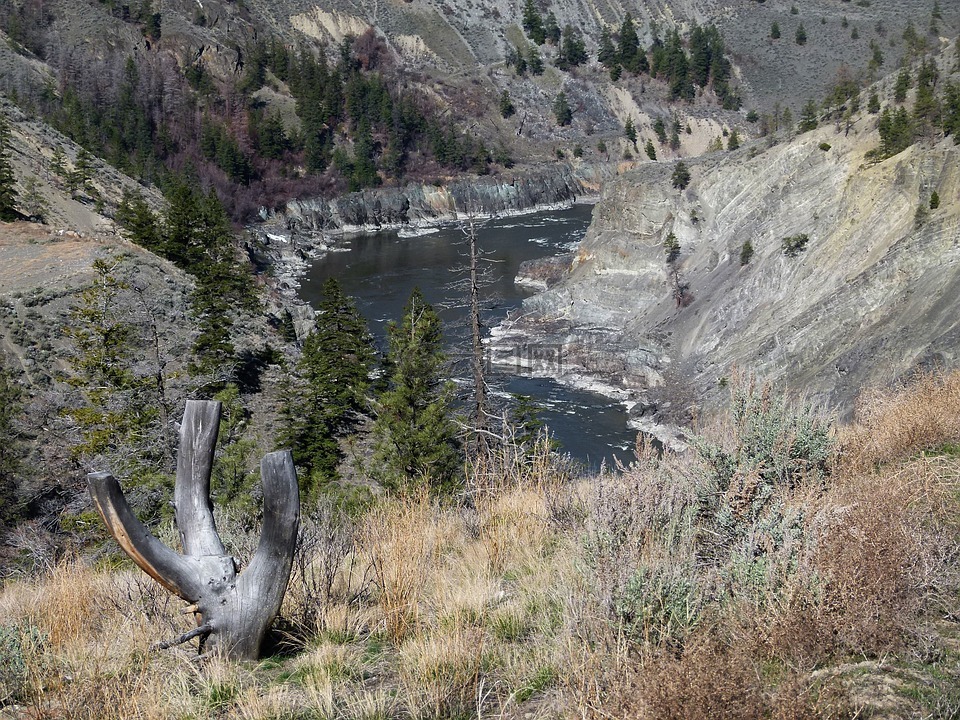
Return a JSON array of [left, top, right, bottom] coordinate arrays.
[[491, 114, 960, 435], [282, 162, 614, 234]]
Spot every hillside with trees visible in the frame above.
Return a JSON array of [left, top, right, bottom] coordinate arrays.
[[1, 1, 960, 718]]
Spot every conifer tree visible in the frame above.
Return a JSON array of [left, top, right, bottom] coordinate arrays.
[[894, 69, 911, 104], [798, 99, 819, 132], [281, 278, 375, 499], [553, 92, 572, 126], [544, 12, 561, 44], [671, 160, 691, 189], [0, 117, 19, 221], [598, 27, 618, 69], [618, 14, 641, 72], [499, 90, 516, 118], [727, 128, 741, 150], [371, 289, 460, 494], [795, 22, 807, 45], [624, 116, 638, 147], [522, 0, 545, 45]]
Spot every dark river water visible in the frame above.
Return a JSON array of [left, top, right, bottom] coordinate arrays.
[[298, 204, 637, 471]]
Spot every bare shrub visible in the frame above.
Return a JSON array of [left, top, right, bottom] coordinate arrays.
[[813, 457, 960, 657], [285, 500, 360, 639], [841, 370, 960, 470], [630, 636, 768, 720]]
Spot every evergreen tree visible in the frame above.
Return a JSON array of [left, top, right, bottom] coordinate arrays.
[[544, 12, 561, 44], [527, 46, 545, 75], [0, 117, 18, 221], [877, 106, 913, 157], [727, 128, 741, 150], [913, 58, 940, 134], [868, 92, 881, 114], [645, 139, 657, 160], [371, 288, 460, 494], [671, 160, 691, 189], [556, 25, 588, 70], [795, 23, 807, 45], [624, 116, 638, 147], [553, 92, 572, 126], [619, 14, 645, 73], [771, 22, 781, 39], [663, 232, 680, 263], [798, 99, 819, 132], [894, 69, 911, 103], [653, 117, 667, 144], [499, 90, 516, 118], [116, 189, 162, 252], [522, 0, 545, 45], [281, 279, 375, 500], [598, 27, 618, 68]]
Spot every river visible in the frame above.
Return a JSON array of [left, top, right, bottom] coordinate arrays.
[[298, 205, 638, 471]]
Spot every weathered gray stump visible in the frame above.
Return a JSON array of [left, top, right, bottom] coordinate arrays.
[[87, 400, 299, 660]]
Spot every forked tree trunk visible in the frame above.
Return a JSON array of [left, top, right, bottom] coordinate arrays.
[[87, 400, 299, 660]]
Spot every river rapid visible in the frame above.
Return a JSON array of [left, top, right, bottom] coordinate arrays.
[[297, 205, 638, 471]]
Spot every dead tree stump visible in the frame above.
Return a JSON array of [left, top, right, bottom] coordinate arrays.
[[87, 400, 300, 660]]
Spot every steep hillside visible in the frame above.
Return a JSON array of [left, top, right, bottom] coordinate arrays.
[[4, 0, 957, 226], [491, 49, 960, 441]]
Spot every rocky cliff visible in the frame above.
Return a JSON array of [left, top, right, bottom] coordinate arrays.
[[283, 161, 612, 233], [491, 96, 960, 440]]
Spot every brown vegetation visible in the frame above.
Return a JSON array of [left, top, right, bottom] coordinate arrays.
[[2, 373, 960, 718]]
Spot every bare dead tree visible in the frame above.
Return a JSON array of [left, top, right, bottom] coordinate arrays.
[[87, 400, 299, 661]]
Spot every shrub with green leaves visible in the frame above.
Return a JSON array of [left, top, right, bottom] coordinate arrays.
[[0, 623, 46, 705], [781, 233, 809, 256]]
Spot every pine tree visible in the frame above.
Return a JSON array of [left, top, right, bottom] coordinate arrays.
[[671, 160, 691, 189], [798, 99, 819, 132], [645, 139, 657, 160], [727, 128, 741, 150], [0, 117, 19, 221], [795, 23, 807, 45], [663, 232, 680, 263], [653, 117, 667, 144], [868, 92, 881, 114], [771, 22, 781, 39], [544, 12, 561, 44], [499, 90, 516, 118], [522, 0, 545, 45], [116, 189, 162, 252], [619, 14, 646, 73], [527, 46, 545, 75], [624, 116, 638, 147], [553, 92, 572, 126], [281, 278, 374, 499], [556, 25, 588, 70], [371, 288, 460, 494], [894, 69, 911, 103], [598, 27, 618, 68]]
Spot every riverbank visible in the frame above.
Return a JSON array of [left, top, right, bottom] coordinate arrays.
[[254, 161, 614, 300]]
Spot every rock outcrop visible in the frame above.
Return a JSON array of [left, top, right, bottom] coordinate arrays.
[[491, 115, 960, 437], [283, 162, 613, 235]]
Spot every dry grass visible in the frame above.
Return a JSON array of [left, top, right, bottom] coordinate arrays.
[[841, 370, 960, 471], [2, 373, 960, 719]]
